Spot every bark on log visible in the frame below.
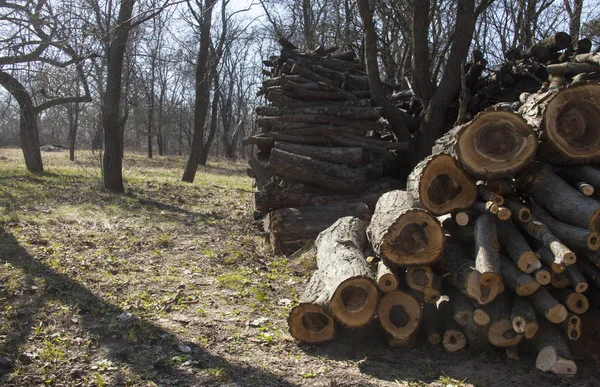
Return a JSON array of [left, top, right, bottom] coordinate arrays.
[[503, 196, 532, 223], [485, 293, 524, 347], [267, 202, 371, 255], [248, 157, 272, 190], [550, 288, 589, 315], [517, 82, 600, 164], [376, 260, 400, 293], [255, 105, 382, 120], [452, 292, 490, 352], [367, 190, 445, 266], [575, 39, 592, 55], [288, 272, 336, 343], [546, 62, 600, 75], [273, 142, 363, 167], [378, 290, 422, 345], [533, 322, 577, 375], [538, 32, 572, 52], [511, 296, 539, 339], [256, 114, 386, 132], [564, 264, 588, 293], [536, 246, 567, 273], [474, 214, 502, 287], [523, 45, 551, 62], [576, 256, 600, 289], [438, 298, 467, 352], [432, 109, 536, 180], [496, 219, 540, 273], [473, 201, 499, 215], [560, 313, 581, 341], [556, 165, 600, 190], [423, 303, 441, 345], [453, 292, 475, 327], [477, 183, 504, 206], [534, 267, 552, 285], [313, 217, 378, 327], [550, 272, 571, 288], [405, 265, 442, 304], [530, 201, 600, 252], [268, 148, 374, 193], [528, 287, 568, 324], [407, 153, 477, 215], [436, 242, 497, 305], [441, 217, 475, 243], [501, 255, 541, 296], [518, 219, 577, 266]]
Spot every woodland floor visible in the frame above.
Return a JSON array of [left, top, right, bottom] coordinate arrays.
[[0, 147, 599, 387]]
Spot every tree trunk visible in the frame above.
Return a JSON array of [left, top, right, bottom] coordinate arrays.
[[406, 153, 477, 215], [367, 190, 445, 266], [0, 71, 43, 172], [102, 0, 137, 192], [432, 109, 536, 180], [313, 217, 378, 327], [199, 76, 220, 166]]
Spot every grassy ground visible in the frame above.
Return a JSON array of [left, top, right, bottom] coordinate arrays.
[[0, 148, 598, 386]]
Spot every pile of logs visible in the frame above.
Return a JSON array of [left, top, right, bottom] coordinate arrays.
[[246, 40, 407, 255], [285, 43, 600, 377]]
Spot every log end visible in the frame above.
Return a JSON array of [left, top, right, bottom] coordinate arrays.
[[536, 347, 577, 376], [488, 320, 523, 347], [534, 268, 552, 285], [516, 280, 541, 297], [427, 333, 442, 345], [566, 292, 589, 314], [330, 277, 378, 327], [588, 232, 600, 252], [442, 330, 467, 352], [378, 273, 400, 293], [288, 303, 335, 343], [546, 304, 569, 324], [518, 252, 542, 274], [378, 291, 422, 341], [473, 309, 490, 326]]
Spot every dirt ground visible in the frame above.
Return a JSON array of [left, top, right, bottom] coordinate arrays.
[[1, 148, 599, 386]]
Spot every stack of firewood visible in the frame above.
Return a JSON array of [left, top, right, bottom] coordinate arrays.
[[286, 59, 600, 376], [246, 41, 407, 255]]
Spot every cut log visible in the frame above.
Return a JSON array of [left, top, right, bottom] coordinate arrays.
[[496, 206, 512, 221], [367, 190, 445, 266], [452, 292, 490, 352], [564, 264, 588, 293], [546, 62, 600, 76], [268, 148, 373, 193], [576, 182, 594, 196], [534, 267, 552, 285], [477, 183, 504, 206], [256, 114, 386, 132], [550, 272, 571, 288], [576, 256, 600, 289], [453, 292, 475, 327], [550, 288, 589, 314], [267, 202, 371, 255], [517, 82, 600, 165], [536, 246, 567, 273], [473, 201, 499, 215], [560, 313, 581, 341], [405, 265, 442, 304], [485, 293, 524, 347], [436, 242, 497, 305], [503, 196, 532, 223], [530, 201, 600, 252], [523, 45, 551, 62], [538, 32, 572, 52], [518, 220, 576, 266], [575, 38, 592, 55], [511, 296, 539, 339], [438, 298, 467, 352], [528, 287, 568, 324], [533, 322, 577, 375], [555, 165, 600, 190], [248, 157, 272, 190], [378, 290, 422, 345], [376, 260, 400, 293], [313, 217, 378, 327], [488, 179, 517, 196], [422, 303, 441, 345], [500, 255, 540, 296], [255, 105, 382, 120], [474, 214, 502, 287], [441, 217, 475, 243], [496, 219, 540, 273], [288, 272, 336, 343], [406, 153, 477, 215], [273, 142, 363, 167], [432, 109, 536, 180]]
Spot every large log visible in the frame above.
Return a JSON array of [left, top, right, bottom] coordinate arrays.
[[313, 217, 378, 327], [530, 201, 600, 252], [496, 219, 540, 273], [266, 202, 371, 255], [511, 296, 539, 339], [288, 272, 336, 343], [256, 114, 385, 133], [268, 148, 374, 193], [367, 190, 445, 266], [485, 293, 524, 348], [517, 165, 600, 231], [432, 109, 536, 180], [538, 32, 572, 52], [474, 214, 502, 287], [273, 142, 363, 167], [533, 322, 577, 375], [518, 82, 600, 164], [407, 153, 477, 215], [378, 291, 422, 345], [255, 105, 382, 120]]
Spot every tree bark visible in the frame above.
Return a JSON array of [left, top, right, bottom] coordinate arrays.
[[438, 298, 467, 352], [485, 293, 524, 348], [534, 267, 552, 285], [550, 288, 589, 315], [533, 322, 577, 375], [528, 287, 568, 324], [376, 260, 400, 293], [511, 296, 539, 339], [496, 219, 540, 273], [273, 142, 363, 167], [474, 214, 501, 287], [500, 255, 540, 296]]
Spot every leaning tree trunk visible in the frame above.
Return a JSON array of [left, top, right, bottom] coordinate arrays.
[[432, 108, 536, 180], [0, 70, 43, 172], [367, 190, 445, 266], [518, 82, 600, 164]]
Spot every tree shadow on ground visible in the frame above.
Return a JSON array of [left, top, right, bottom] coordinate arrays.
[[0, 227, 295, 386]]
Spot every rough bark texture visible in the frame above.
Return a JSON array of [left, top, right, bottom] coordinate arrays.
[[518, 82, 600, 164], [536, 246, 567, 273], [503, 196, 532, 223], [438, 298, 467, 352], [267, 202, 371, 255], [474, 214, 501, 287], [274, 142, 363, 167], [500, 255, 540, 296], [564, 264, 588, 293], [528, 287, 568, 324], [533, 322, 577, 375], [432, 109, 536, 180], [485, 293, 524, 348], [423, 303, 441, 345], [255, 105, 382, 120], [550, 288, 589, 315], [367, 190, 445, 266], [313, 217, 378, 327], [497, 219, 540, 273], [511, 296, 539, 339], [407, 153, 477, 215], [520, 220, 576, 266]]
